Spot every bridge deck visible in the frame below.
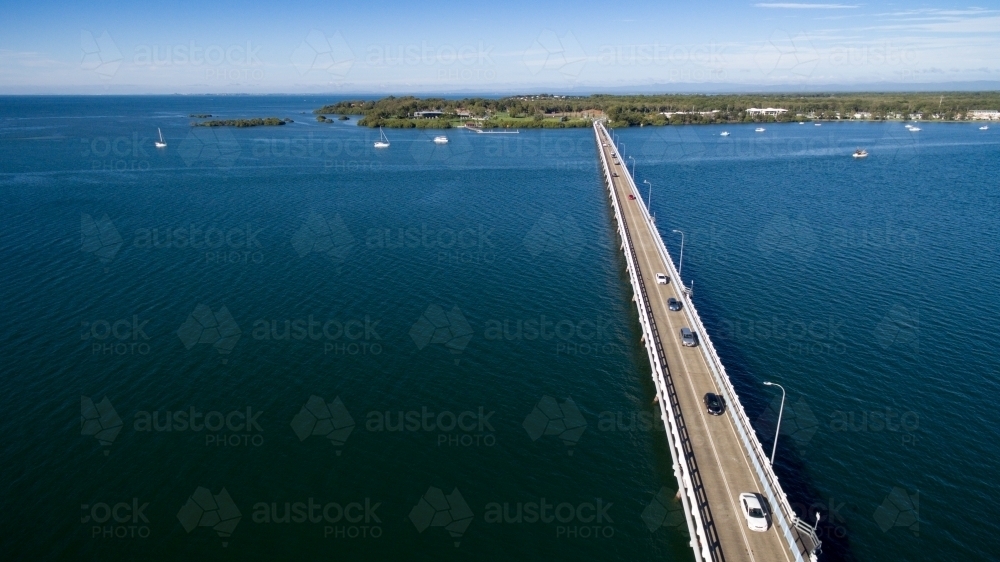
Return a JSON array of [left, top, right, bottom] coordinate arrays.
[[595, 125, 809, 562]]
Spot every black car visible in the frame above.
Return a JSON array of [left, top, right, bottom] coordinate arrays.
[[704, 393, 726, 415], [668, 298, 682, 311]]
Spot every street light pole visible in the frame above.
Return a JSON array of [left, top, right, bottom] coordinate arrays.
[[628, 155, 635, 178], [672, 229, 685, 280], [763, 381, 786, 465], [642, 180, 653, 217]]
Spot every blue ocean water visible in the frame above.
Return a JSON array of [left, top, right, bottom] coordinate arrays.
[[1, 96, 998, 561]]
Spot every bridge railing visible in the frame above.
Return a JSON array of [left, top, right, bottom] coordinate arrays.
[[598, 122, 820, 561], [593, 124, 713, 562]]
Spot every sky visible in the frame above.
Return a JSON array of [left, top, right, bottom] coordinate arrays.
[[1, 0, 999, 93]]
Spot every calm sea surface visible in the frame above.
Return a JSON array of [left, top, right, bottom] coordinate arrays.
[[1, 96, 998, 561]]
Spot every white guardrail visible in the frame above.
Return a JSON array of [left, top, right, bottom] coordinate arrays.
[[593, 124, 712, 561], [595, 122, 820, 562]]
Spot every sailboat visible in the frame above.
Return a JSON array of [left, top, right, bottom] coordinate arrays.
[[155, 128, 167, 148], [374, 127, 390, 148]]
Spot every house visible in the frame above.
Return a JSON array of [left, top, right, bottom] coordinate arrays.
[[413, 110, 443, 118], [746, 107, 787, 116], [853, 112, 872, 119], [969, 110, 1000, 120]]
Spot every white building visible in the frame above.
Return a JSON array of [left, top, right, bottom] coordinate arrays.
[[746, 107, 788, 116], [660, 110, 719, 118], [853, 112, 872, 119], [969, 110, 1000, 120]]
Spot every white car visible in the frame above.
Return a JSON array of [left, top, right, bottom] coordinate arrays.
[[656, 273, 669, 285], [739, 493, 769, 532]]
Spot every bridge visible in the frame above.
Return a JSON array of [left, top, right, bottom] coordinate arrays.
[[593, 122, 822, 562]]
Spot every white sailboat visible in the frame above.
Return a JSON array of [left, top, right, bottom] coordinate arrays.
[[155, 128, 167, 148], [374, 127, 390, 148]]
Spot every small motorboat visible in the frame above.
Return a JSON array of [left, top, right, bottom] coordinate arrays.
[[720, 131, 730, 136], [852, 148, 868, 159], [799, 121, 805, 124], [814, 123, 822, 126], [755, 127, 765, 133], [980, 126, 989, 130], [155, 128, 167, 148], [433, 135, 449, 144], [908, 127, 921, 132]]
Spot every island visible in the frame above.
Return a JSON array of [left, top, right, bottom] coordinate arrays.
[[315, 93, 1000, 128], [192, 117, 293, 127]]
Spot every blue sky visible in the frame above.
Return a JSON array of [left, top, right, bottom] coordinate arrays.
[[1, 0, 999, 93]]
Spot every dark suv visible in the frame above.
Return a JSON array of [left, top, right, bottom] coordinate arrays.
[[704, 393, 726, 415]]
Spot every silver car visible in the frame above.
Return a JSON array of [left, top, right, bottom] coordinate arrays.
[[680, 327, 698, 347]]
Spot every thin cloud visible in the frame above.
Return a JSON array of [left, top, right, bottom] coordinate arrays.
[[755, 3, 859, 8]]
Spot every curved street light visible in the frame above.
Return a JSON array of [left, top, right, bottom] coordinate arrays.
[[763, 381, 786, 465], [628, 155, 635, 178], [672, 229, 685, 280], [642, 179, 653, 217]]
